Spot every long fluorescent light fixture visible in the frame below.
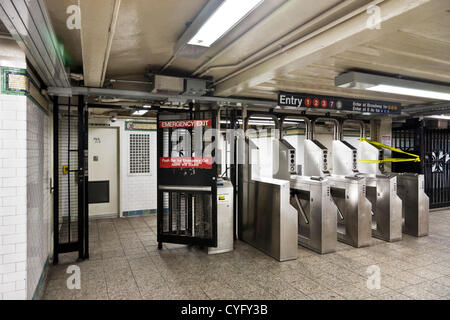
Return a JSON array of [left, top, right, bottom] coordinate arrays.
[[424, 115, 450, 120], [335, 72, 450, 101], [188, 0, 263, 47], [132, 110, 148, 116]]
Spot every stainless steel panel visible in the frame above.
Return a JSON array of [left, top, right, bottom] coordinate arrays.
[[359, 141, 384, 175], [273, 139, 297, 179], [304, 140, 329, 176], [328, 176, 372, 248], [208, 180, 234, 254], [395, 173, 429, 237], [241, 138, 297, 261], [291, 176, 336, 254], [242, 178, 298, 261], [332, 140, 358, 176], [364, 175, 403, 242]]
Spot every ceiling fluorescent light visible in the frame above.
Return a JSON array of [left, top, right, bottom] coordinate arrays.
[[132, 110, 148, 116], [367, 85, 450, 101], [335, 72, 450, 101], [188, 0, 263, 47], [248, 121, 275, 126], [424, 115, 450, 120]]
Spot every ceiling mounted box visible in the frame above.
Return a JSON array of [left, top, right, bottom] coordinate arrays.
[[149, 75, 184, 94], [184, 78, 207, 96]]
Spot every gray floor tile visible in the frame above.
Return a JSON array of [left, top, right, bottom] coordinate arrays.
[[43, 212, 450, 300]]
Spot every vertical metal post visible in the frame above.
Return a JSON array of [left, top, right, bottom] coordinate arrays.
[[77, 96, 85, 260], [68, 98, 71, 243], [84, 101, 89, 259], [53, 96, 59, 265]]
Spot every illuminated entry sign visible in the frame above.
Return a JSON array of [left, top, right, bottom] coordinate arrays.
[[159, 120, 212, 128], [278, 91, 401, 114]]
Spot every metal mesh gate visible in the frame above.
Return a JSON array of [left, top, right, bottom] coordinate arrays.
[[53, 97, 89, 263], [392, 123, 450, 209], [423, 129, 450, 208]]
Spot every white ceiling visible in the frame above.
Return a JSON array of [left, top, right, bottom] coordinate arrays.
[[43, 0, 450, 110]]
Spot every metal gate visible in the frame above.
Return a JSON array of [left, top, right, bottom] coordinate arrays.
[[53, 96, 89, 264], [423, 129, 450, 208], [392, 123, 450, 208], [157, 110, 218, 248]]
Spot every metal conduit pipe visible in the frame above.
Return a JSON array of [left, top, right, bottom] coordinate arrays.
[[313, 118, 341, 141], [280, 116, 312, 140], [212, 0, 384, 85]]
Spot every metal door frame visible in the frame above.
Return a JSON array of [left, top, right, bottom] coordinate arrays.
[[53, 96, 89, 264]]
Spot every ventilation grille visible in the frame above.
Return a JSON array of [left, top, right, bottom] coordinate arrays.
[[129, 133, 150, 175]]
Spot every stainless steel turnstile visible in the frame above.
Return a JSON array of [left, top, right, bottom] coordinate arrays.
[[277, 117, 337, 254], [359, 138, 402, 242], [361, 174, 402, 242], [328, 175, 372, 247], [290, 176, 336, 254], [239, 115, 298, 262], [311, 118, 373, 248], [395, 173, 429, 237]]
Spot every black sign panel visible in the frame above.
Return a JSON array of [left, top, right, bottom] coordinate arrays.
[[278, 91, 401, 114]]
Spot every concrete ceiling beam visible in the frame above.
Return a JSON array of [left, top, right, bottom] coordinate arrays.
[[79, 0, 121, 87], [214, 0, 450, 97]]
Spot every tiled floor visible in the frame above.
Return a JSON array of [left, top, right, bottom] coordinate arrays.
[[43, 209, 450, 300]]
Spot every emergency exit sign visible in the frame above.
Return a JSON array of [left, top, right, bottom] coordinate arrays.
[[278, 91, 401, 114]]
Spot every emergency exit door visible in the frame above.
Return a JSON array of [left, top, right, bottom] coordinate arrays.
[[53, 96, 89, 264], [157, 111, 218, 248]]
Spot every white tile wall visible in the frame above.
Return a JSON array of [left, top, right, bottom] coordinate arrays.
[[0, 94, 27, 300], [118, 121, 157, 214], [89, 118, 158, 215]]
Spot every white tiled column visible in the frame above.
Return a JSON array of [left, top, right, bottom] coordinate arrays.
[[0, 38, 28, 300], [0, 94, 28, 300]]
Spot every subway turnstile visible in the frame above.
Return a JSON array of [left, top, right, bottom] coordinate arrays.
[[290, 176, 336, 254], [310, 118, 373, 248], [239, 114, 298, 261], [359, 139, 403, 242], [278, 116, 337, 254], [330, 138, 372, 248], [395, 173, 429, 237]]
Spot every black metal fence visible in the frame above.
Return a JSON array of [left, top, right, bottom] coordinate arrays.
[[392, 122, 450, 208]]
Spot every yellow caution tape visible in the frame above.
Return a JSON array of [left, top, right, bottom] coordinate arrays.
[[359, 138, 421, 163]]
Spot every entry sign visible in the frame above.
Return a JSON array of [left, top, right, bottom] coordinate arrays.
[[278, 91, 401, 114]]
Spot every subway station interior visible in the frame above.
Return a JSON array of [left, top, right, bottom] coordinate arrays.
[[1, 0, 450, 302]]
